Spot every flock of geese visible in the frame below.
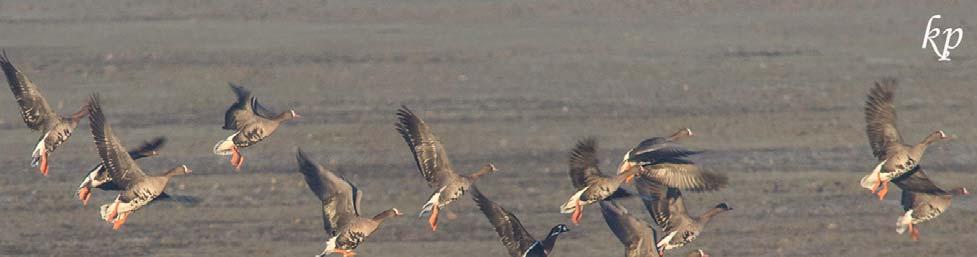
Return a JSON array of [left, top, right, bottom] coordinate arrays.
[[1, 49, 969, 257]]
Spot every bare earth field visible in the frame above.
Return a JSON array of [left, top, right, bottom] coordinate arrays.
[[1, 1, 977, 256]]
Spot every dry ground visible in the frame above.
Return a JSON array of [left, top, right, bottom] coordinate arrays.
[[1, 1, 977, 256]]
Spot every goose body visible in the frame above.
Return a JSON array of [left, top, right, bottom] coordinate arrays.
[[296, 149, 402, 257], [1, 50, 89, 176], [599, 200, 659, 257], [560, 138, 636, 225], [619, 129, 727, 192], [87, 95, 191, 230], [214, 83, 300, 170], [77, 137, 166, 206], [395, 106, 496, 231], [636, 178, 731, 256], [892, 166, 968, 240], [860, 78, 949, 200], [472, 186, 569, 257]]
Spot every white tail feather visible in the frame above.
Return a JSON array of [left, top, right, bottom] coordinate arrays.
[[316, 236, 338, 257], [860, 160, 887, 190], [658, 231, 678, 249], [30, 132, 48, 167], [560, 187, 588, 213], [896, 210, 914, 234], [419, 186, 445, 217], [213, 133, 238, 155]]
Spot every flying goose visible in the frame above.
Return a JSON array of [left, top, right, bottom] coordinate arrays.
[[296, 149, 402, 257], [893, 166, 969, 240], [860, 78, 950, 200], [0, 50, 89, 176], [560, 138, 637, 225], [471, 186, 570, 257], [214, 83, 300, 170], [88, 95, 192, 230], [636, 178, 732, 256], [77, 137, 166, 206], [395, 106, 497, 231], [599, 200, 660, 257], [618, 129, 727, 192]]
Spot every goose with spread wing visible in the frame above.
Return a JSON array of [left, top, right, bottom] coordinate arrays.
[[214, 83, 300, 170], [0, 50, 89, 176], [636, 178, 731, 256], [618, 129, 726, 192], [860, 78, 950, 200], [296, 149, 402, 257], [77, 137, 166, 206], [395, 106, 497, 231], [472, 186, 570, 257], [560, 138, 637, 225], [893, 166, 969, 240], [599, 200, 660, 257], [88, 95, 192, 230]]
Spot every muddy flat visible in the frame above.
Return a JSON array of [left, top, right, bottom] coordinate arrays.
[[1, 1, 976, 256]]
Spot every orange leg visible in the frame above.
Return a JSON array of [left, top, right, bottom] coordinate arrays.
[[876, 182, 889, 200], [39, 151, 49, 176], [230, 146, 245, 171], [870, 172, 882, 193], [79, 187, 92, 206], [429, 204, 440, 231], [571, 200, 583, 225], [112, 212, 129, 230], [107, 199, 121, 222], [910, 224, 920, 241], [334, 249, 357, 257]]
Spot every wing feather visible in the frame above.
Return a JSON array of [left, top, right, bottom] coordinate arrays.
[[395, 106, 458, 188], [569, 138, 607, 190], [296, 149, 360, 236], [865, 78, 904, 159], [0, 50, 57, 130], [88, 95, 147, 188], [471, 186, 537, 257]]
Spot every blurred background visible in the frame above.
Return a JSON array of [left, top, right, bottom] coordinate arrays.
[[0, 1, 976, 256]]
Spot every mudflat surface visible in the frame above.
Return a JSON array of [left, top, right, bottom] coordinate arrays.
[[1, 1, 976, 256]]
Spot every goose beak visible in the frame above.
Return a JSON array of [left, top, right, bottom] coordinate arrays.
[[183, 165, 192, 173]]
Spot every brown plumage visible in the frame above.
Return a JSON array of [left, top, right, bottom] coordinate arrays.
[[88, 95, 191, 231], [636, 178, 731, 256], [892, 166, 969, 240], [560, 138, 637, 225], [214, 83, 300, 171], [0, 50, 89, 176], [860, 78, 950, 200], [599, 200, 660, 257], [619, 129, 727, 192], [395, 105, 497, 231], [78, 137, 167, 206], [472, 186, 570, 257], [296, 149, 402, 257]]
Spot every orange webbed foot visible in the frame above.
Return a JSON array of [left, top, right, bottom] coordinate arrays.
[[230, 146, 244, 171], [112, 212, 129, 230], [79, 187, 92, 206], [876, 182, 889, 200], [910, 225, 920, 241], [571, 200, 583, 225], [39, 152, 49, 176], [429, 204, 440, 231]]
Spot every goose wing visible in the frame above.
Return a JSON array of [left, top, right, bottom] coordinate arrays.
[[296, 149, 361, 236], [88, 95, 147, 188], [569, 138, 607, 190], [471, 186, 538, 257], [636, 178, 691, 231], [395, 106, 460, 188], [865, 78, 904, 159], [0, 51, 58, 131], [640, 163, 728, 192]]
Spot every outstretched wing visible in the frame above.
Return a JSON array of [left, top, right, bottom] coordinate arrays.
[[471, 186, 538, 257], [635, 178, 691, 231], [395, 106, 459, 188], [0, 50, 58, 130], [865, 78, 904, 159], [296, 149, 361, 236], [599, 200, 657, 257], [127, 137, 166, 159], [223, 83, 259, 130], [640, 163, 728, 192], [88, 95, 147, 188], [892, 166, 946, 195], [569, 138, 607, 190]]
